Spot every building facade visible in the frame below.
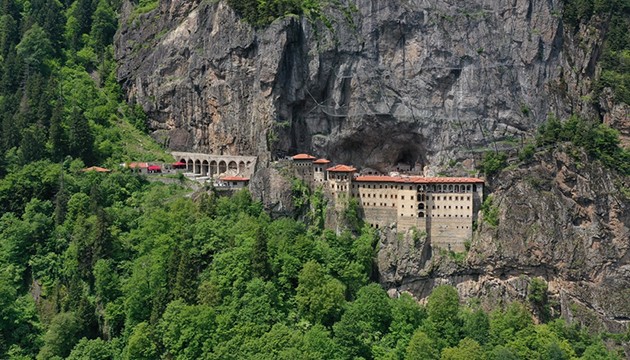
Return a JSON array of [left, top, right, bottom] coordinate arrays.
[[292, 154, 484, 252]]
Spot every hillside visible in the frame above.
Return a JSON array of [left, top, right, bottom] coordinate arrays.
[[0, 0, 629, 358]]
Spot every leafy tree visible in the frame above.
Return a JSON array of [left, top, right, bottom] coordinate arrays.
[[66, 338, 115, 360], [296, 260, 345, 326], [333, 283, 392, 359], [158, 300, 215, 359], [405, 329, 438, 360], [123, 322, 157, 360], [461, 305, 490, 345], [37, 312, 82, 360], [440, 337, 484, 360], [424, 285, 462, 350], [528, 278, 550, 322]]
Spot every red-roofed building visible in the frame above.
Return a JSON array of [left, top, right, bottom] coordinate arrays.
[[313, 159, 331, 182], [292, 153, 317, 160], [217, 176, 249, 190], [327, 164, 357, 173], [83, 166, 111, 173], [292, 153, 317, 179], [287, 153, 484, 251]]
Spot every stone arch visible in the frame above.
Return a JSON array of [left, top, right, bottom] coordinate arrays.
[[186, 159, 193, 172], [418, 211, 425, 217], [194, 159, 201, 174], [210, 160, 217, 177], [238, 161, 245, 174], [202, 160, 209, 176], [228, 161, 237, 172], [418, 203, 425, 210], [219, 161, 227, 174], [455, 185, 460, 192], [448, 185, 453, 192]]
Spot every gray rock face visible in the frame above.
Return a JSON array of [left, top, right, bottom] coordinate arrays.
[[115, 0, 629, 334], [115, 0, 603, 170]]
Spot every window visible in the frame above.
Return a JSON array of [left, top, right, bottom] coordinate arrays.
[[449, 196, 452, 200], [467, 196, 470, 201], [401, 196, 405, 200]]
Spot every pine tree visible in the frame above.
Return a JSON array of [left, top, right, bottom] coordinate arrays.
[[90, 0, 116, 54], [67, 106, 94, 164]]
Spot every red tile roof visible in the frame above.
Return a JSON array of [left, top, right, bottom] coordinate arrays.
[[354, 175, 483, 184], [327, 164, 357, 172], [292, 153, 316, 160], [82, 166, 111, 173], [313, 158, 331, 164], [220, 176, 250, 182]]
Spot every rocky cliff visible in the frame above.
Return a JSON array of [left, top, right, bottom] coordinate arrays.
[[115, 0, 629, 335], [115, 0, 622, 171]]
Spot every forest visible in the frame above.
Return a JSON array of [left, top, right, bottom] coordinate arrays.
[[0, 0, 628, 358]]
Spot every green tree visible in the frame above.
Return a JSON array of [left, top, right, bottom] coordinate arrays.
[[16, 24, 54, 74], [158, 300, 215, 359], [66, 338, 115, 360], [67, 106, 94, 164], [405, 329, 438, 360], [123, 322, 157, 360], [333, 283, 392, 359], [424, 285, 462, 350], [37, 312, 82, 360], [440, 337, 484, 360], [296, 260, 346, 326], [89, 0, 116, 53]]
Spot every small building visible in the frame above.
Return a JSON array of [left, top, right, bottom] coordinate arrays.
[[292, 153, 317, 179], [327, 164, 357, 205], [147, 165, 162, 173], [128, 162, 149, 174], [83, 166, 111, 173], [313, 158, 330, 182], [217, 176, 250, 190]]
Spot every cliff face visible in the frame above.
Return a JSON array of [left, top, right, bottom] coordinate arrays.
[[115, 0, 629, 333], [115, 0, 608, 170], [379, 148, 630, 332]]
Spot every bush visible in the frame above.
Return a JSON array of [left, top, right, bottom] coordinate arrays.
[[480, 152, 508, 177], [481, 196, 499, 227]]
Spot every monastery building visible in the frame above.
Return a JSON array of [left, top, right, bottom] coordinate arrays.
[[291, 154, 484, 251]]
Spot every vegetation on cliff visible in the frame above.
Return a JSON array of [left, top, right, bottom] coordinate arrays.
[[0, 0, 628, 358], [563, 0, 630, 104]]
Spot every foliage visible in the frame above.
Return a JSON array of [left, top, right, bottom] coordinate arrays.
[[563, 0, 630, 104], [481, 195, 500, 227], [480, 151, 508, 177], [225, 0, 324, 27], [537, 115, 630, 175]]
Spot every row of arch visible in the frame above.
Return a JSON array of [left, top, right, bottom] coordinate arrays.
[[180, 159, 252, 177]]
